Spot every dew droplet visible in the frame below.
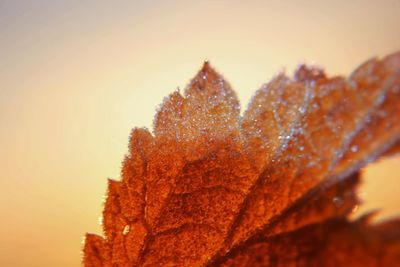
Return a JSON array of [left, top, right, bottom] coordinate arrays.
[[122, 225, 130, 235], [351, 145, 358, 153]]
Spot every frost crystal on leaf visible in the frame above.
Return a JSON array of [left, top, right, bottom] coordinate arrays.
[[84, 52, 400, 267]]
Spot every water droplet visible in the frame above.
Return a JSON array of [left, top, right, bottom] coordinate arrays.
[[122, 225, 130, 235], [351, 145, 358, 153], [299, 106, 306, 114]]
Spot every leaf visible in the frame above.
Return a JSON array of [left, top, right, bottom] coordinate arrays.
[[83, 52, 400, 266], [218, 216, 400, 266]]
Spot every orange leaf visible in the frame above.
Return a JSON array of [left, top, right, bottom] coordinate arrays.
[[84, 52, 400, 266]]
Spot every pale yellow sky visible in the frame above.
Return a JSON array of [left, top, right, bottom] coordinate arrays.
[[0, 1, 399, 266]]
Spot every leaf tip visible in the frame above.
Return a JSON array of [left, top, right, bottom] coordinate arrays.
[[202, 58, 210, 69]]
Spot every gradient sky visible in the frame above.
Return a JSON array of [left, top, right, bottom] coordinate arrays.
[[1, 1, 399, 266]]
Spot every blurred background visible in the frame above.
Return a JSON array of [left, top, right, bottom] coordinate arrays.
[[0, 0, 399, 266]]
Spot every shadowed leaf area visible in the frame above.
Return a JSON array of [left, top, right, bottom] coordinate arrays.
[[84, 52, 400, 266]]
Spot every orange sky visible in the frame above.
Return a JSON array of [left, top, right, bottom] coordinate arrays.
[[1, 1, 399, 266]]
